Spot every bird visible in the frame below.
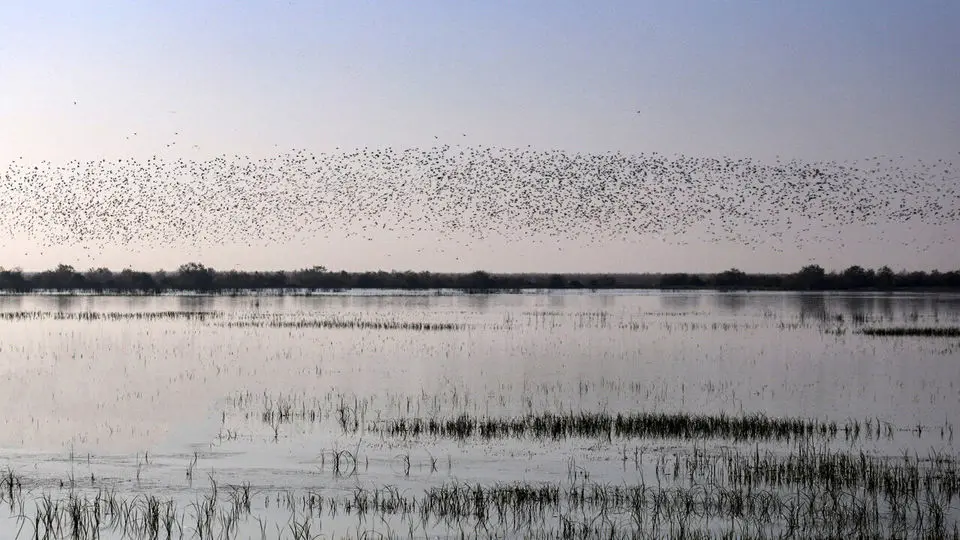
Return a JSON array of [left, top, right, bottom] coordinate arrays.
[[0, 143, 955, 267]]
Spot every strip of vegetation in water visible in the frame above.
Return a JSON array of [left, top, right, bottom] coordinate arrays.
[[217, 319, 468, 331], [254, 403, 895, 442], [858, 326, 960, 337], [2, 453, 959, 540], [2, 262, 960, 293], [241, 393, 943, 444], [372, 412, 894, 442], [0, 311, 223, 321]]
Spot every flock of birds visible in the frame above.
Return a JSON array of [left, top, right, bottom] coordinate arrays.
[[0, 145, 957, 257]]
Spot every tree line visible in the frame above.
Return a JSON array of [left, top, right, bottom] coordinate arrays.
[[0, 263, 958, 293]]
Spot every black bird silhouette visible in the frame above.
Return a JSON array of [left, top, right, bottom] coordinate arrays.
[[0, 146, 955, 258]]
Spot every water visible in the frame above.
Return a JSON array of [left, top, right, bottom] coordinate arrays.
[[0, 291, 958, 538]]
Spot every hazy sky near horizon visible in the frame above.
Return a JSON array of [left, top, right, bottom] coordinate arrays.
[[1, 1, 958, 273]]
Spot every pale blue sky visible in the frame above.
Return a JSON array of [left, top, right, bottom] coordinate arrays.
[[0, 1, 958, 272]]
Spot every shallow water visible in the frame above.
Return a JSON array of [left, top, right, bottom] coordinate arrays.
[[1, 290, 958, 538]]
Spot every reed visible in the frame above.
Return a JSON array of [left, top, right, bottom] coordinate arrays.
[[859, 326, 960, 337], [373, 411, 851, 442], [1, 464, 958, 539]]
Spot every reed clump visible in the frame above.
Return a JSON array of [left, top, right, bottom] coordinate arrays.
[[1, 456, 959, 539], [375, 411, 847, 442], [218, 318, 466, 331], [858, 326, 960, 337], [0, 310, 221, 321]]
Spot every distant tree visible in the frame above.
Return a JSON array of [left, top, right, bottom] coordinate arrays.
[[4, 261, 960, 293], [399, 271, 426, 289], [84, 267, 115, 292], [116, 268, 154, 292], [715, 268, 746, 288], [841, 265, 871, 289], [356, 272, 378, 288], [877, 266, 895, 289], [587, 276, 618, 289], [794, 265, 826, 290], [0, 267, 27, 291], [286, 266, 327, 289], [37, 264, 86, 290], [661, 273, 692, 288], [176, 262, 215, 292], [463, 270, 495, 290]]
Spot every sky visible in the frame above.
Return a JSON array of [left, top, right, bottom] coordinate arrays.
[[1, 1, 958, 273]]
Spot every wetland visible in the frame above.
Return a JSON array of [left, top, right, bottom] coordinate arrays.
[[0, 290, 959, 538]]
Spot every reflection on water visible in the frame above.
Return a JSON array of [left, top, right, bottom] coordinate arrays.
[[0, 294, 23, 309], [0, 290, 957, 455], [547, 293, 566, 309], [55, 294, 76, 312], [177, 294, 215, 311], [659, 292, 701, 311], [713, 292, 748, 313], [793, 293, 828, 322], [0, 290, 956, 538]]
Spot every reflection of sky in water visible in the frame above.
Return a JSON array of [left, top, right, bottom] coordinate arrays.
[[0, 291, 957, 456]]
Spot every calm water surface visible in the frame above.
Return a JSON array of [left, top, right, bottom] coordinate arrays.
[[0, 290, 958, 537]]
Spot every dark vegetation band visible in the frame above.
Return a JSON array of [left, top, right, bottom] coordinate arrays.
[[1, 263, 959, 293]]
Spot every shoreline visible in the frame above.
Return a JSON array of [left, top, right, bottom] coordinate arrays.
[[2, 264, 959, 293]]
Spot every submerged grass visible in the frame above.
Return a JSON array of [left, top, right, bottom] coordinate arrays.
[[0, 310, 467, 331], [0, 310, 222, 321], [218, 318, 467, 331], [372, 411, 874, 442], [242, 391, 936, 444], [858, 326, 960, 337], [1, 454, 959, 539], [2, 295, 959, 537]]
